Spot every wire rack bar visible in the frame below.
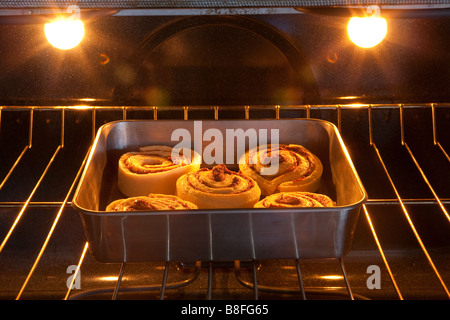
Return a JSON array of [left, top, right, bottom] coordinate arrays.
[[64, 242, 89, 300], [0, 146, 62, 254], [0, 108, 66, 256], [113, 263, 126, 300], [15, 149, 90, 300], [0, 108, 33, 191], [0, 145, 30, 191], [368, 105, 450, 299], [372, 142, 450, 298], [233, 258, 356, 299], [67, 260, 202, 300], [159, 261, 170, 300], [207, 261, 213, 300], [295, 259, 307, 300], [432, 103, 450, 163], [362, 204, 404, 300]]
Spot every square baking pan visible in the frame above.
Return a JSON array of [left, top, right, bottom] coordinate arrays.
[[72, 119, 367, 262]]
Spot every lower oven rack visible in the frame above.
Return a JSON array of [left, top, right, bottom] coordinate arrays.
[[0, 103, 449, 300]]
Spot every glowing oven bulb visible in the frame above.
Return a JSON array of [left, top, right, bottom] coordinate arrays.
[[347, 6, 387, 48], [44, 6, 85, 50], [45, 19, 85, 50]]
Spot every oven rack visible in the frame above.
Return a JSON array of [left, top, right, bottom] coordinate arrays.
[[0, 103, 449, 300]]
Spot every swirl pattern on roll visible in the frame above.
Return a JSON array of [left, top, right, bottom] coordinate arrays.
[[176, 164, 261, 209], [118, 145, 201, 197], [255, 192, 335, 208], [239, 144, 323, 196], [106, 194, 198, 212]]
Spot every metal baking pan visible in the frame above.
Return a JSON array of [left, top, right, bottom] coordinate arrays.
[[72, 119, 367, 262]]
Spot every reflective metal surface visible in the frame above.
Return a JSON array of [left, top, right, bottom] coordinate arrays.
[[72, 119, 366, 262]]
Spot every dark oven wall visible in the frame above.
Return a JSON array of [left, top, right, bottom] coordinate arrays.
[[0, 13, 449, 106]]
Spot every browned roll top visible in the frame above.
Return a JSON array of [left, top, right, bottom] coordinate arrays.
[[255, 192, 335, 208], [176, 164, 261, 209], [239, 144, 323, 196], [246, 144, 315, 179], [117, 145, 201, 197], [187, 164, 256, 194], [106, 194, 198, 212], [121, 146, 196, 174]]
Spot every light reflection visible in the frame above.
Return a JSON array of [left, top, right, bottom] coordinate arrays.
[[70, 105, 92, 110], [99, 53, 110, 65], [99, 276, 119, 281], [345, 103, 367, 108], [280, 266, 295, 270], [320, 275, 344, 280], [327, 52, 338, 64], [338, 96, 360, 100]]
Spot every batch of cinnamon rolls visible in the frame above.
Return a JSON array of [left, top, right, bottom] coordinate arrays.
[[106, 144, 335, 212]]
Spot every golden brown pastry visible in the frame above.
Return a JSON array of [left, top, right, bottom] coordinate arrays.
[[239, 144, 323, 196], [106, 194, 198, 211], [254, 192, 335, 208], [176, 164, 261, 209], [117, 145, 201, 197]]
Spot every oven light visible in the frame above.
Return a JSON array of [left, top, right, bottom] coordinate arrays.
[[44, 6, 85, 50], [347, 5, 387, 48]]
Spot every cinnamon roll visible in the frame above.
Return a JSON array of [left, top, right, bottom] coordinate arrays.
[[117, 145, 201, 197], [176, 164, 261, 209], [255, 192, 335, 208], [106, 194, 198, 211], [239, 144, 323, 196]]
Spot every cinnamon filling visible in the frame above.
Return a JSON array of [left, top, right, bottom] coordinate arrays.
[[261, 192, 332, 208], [275, 194, 301, 205], [212, 164, 226, 181], [248, 145, 315, 180], [129, 198, 156, 210], [187, 164, 255, 193], [109, 197, 194, 211]]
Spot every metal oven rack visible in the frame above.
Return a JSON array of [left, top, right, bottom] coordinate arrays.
[[0, 103, 449, 300]]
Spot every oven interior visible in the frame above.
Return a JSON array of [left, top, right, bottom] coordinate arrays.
[[0, 3, 449, 300]]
